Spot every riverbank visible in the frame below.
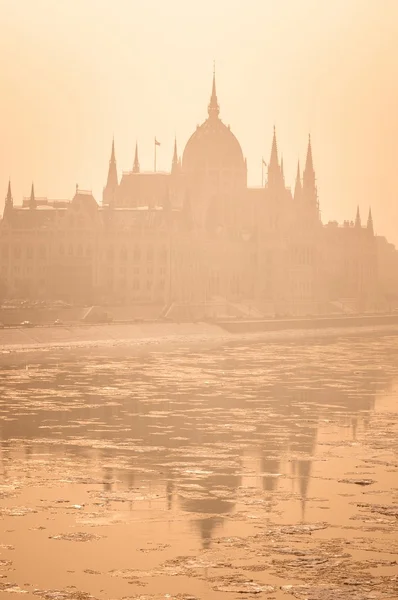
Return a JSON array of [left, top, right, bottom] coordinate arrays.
[[219, 312, 398, 333], [2, 318, 398, 366]]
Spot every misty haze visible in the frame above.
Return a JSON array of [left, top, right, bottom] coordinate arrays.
[[0, 2, 398, 600]]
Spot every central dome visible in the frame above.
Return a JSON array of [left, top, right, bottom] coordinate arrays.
[[182, 74, 245, 173]]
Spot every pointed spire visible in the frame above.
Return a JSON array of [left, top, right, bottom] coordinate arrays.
[[355, 205, 361, 228], [367, 207, 374, 235], [30, 182, 36, 210], [294, 161, 302, 201], [302, 134, 319, 217], [133, 142, 140, 173], [208, 62, 220, 119], [103, 137, 118, 205], [304, 134, 314, 176], [269, 126, 279, 168], [171, 136, 179, 173], [5, 180, 12, 206], [267, 126, 283, 190], [3, 180, 13, 219]]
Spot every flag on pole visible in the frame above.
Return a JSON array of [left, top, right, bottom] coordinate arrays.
[[155, 138, 161, 146], [262, 158, 267, 166]]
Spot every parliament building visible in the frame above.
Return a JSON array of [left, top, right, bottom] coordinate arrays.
[[1, 73, 397, 317]]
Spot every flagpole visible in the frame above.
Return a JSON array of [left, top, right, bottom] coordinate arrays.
[[154, 137, 157, 173]]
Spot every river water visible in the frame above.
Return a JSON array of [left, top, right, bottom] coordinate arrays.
[[0, 333, 397, 599]]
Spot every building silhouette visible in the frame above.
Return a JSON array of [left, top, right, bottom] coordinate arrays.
[[1, 72, 397, 315]]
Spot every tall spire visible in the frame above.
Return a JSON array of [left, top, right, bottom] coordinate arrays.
[[269, 126, 279, 169], [107, 137, 118, 186], [304, 134, 314, 177], [294, 161, 302, 201], [355, 205, 361, 228], [267, 126, 283, 190], [3, 180, 13, 218], [103, 137, 118, 205], [302, 134, 319, 216], [5, 180, 13, 207], [367, 207, 374, 235], [30, 182, 36, 210], [171, 136, 178, 173], [208, 62, 220, 119], [133, 142, 140, 173]]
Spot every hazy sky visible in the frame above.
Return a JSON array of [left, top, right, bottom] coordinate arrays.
[[1, 0, 398, 243]]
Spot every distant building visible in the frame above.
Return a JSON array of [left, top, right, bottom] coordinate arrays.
[[1, 73, 397, 315]]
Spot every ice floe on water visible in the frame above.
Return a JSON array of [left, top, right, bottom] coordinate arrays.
[[0, 334, 397, 598]]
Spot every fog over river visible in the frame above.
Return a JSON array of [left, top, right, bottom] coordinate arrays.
[[0, 333, 397, 599]]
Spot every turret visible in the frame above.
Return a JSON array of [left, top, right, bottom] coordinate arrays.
[[29, 183, 36, 210], [267, 127, 283, 191], [132, 142, 140, 174], [355, 206, 361, 228], [103, 137, 118, 206], [171, 137, 179, 174], [367, 207, 374, 235], [302, 134, 319, 217], [3, 180, 13, 219]]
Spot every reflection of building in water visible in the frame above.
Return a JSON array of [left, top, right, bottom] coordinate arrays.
[[177, 470, 240, 548], [0, 347, 392, 545], [1, 73, 398, 314]]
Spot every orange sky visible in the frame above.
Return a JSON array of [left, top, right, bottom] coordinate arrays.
[[1, 0, 398, 243]]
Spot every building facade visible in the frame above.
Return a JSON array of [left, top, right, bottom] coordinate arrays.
[[0, 74, 396, 315]]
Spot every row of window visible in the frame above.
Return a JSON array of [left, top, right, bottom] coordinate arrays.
[[1, 246, 47, 260], [117, 266, 167, 276], [291, 247, 314, 266], [0, 244, 170, 262], [6, 265, 46, 275], [105, 246, 168, 262]]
